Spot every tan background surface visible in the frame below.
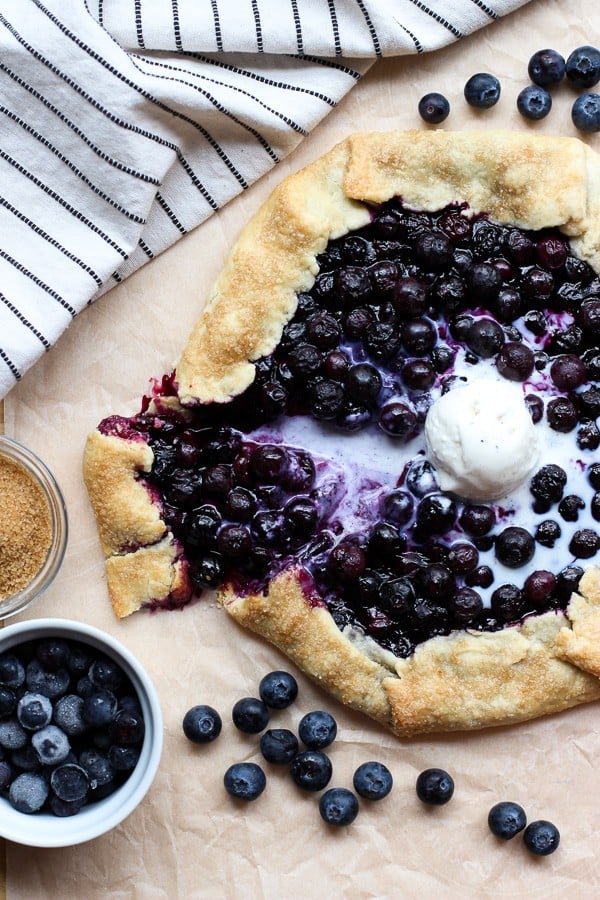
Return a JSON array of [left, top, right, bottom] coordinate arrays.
[[4, 1, 600, 896]]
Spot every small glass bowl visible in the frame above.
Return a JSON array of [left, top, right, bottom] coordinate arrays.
[[0, 436, 68, 619]]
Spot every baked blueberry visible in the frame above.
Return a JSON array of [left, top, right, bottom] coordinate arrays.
[[290, 749, 332, 791], [569, 529, 600, 559], [319, 787, 359, 826], [495, 527, 535, 568], [528, 48, 565, 86], [353, 761, 393, 800], [418, 92, 450, 124], [572, 93, 600, 132], [491, 584, 525, 622], [298, 710, 337, 749], [464, 72, 501, 108], [259, 671, 298, 709], [517, 85, 552, 120], [523, 820, 560, 856], [224, 762, 266, 801], [496, 342, 534, 381], [530, 465, 567, 505], [232, 697, 270, 734], [488, 801, 527, 839], [416, 768, 454, 805], [259, 728, 299, 764]]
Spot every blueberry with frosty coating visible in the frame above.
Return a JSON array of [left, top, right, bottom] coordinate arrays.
[[488, 801, 527, 839], [298, 710, 337, 749], [8, 772, 49, 813], [183, 704, 222, 744], [231, 697, 270, 734], [17, 692, 53, 731], [50, 763, 89, 802], [25, 659, 70, 700], [259, 671, 298, 710], [224, 762, 266, 801], [0, 654, 25, 690], [319, 788, 359, 826], [0, 718, 28, 750], [32, 725, 71, 766], [53, 694, 86, 736], [416, 768, 454, 805], [260, 728, 299, 764], [353, 761, 393, 801], [290, 749, 332, 792]]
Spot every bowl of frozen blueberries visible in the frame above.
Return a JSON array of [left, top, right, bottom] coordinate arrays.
[[0, 618, 163, 847]]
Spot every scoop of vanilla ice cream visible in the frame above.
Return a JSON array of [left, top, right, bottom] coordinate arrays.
[[424, 380, 540, 501]]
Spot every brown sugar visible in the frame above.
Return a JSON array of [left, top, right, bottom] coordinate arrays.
[[0, 456, 52, 599]]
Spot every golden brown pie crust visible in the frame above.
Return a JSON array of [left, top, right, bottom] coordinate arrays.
[[83, 129, 600, 734]]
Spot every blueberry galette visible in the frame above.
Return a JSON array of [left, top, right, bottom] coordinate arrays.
[[84, 130, 600, 735]]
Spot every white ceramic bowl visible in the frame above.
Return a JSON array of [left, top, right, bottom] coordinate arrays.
[[0, 436, 68, 620], [0, 619, 163, 847]]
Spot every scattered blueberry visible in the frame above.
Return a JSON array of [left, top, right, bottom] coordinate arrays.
[[416, 768, 455, 805], [319, 788, 359, 827], [224, 762, 266, 801], [464, 72, 501, 108], [232, 697, 270, 734], [418, 92, 450, 124], [298, 711, 337, 749], [259, 671, 298, 710], [183, 705, 222, 744], [488, 801, 527, 839], [523, 819, 560, 856], [517, 85, 552, 120], [528, 48, 565, 86], [260, 728, 299, 764], [571, 93, 600, 132], [353, 761, 393, 801], [290, 749, 333, 792], [566, 45, 600, 88]]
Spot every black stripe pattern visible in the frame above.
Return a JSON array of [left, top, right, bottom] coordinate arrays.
[[0, 0, 520, 395]]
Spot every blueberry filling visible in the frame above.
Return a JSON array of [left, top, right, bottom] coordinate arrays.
[[99, 199, 600, 657]]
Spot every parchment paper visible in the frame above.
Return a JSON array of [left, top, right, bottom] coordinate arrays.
[[5, 1, 600, 896]]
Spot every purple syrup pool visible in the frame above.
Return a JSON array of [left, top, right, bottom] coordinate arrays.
[[100, 198, 600, 659]]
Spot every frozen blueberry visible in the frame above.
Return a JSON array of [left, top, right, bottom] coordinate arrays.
[[79, 749, 114, 792], [517, 85, 552, 120], [319, 788, 359, 826], [108, 709, 145, 745], [82, 690, 119, 728], [418, 92, 450, 124], [0, 760, 14, 790], [464, 72, 501, 108], [259, 671, 298, 710], [50, 763, 89, 803], [232, 697, 270, 734], [32, 725, 71, 766], [25, 660, 70, 700], [260, 729, 299, 764], [224, 762, 266, 801], [49, 796, 85, 817], [35, 639, 70, 672], [488, 801, 527, 839], [572, 92, 600, 132], [108, 744, 140, 772], [0, 688, 17, 719], [566, 45, 600, 88], [290, 750, 333, 792], [17, 692, 53, 731], [416, 768, 454, 805], [298, 710, 337, 749], [353, 761, 393, 800], [528, 48, 565, 86], [0, 654, 25, 690], [523, 820, 560, 856], [0, 718, 28, 750], [53, 694, 87, 736], [8, 772, 49, 814], [183, 705, 222, 744]]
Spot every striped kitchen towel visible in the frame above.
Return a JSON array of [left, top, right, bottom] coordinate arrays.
[[0, 0, 529, 397]]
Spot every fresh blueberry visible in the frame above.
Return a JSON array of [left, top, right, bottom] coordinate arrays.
[[416, 767, 454, 805], [8, 772, 49, 814], [260, 728, 299, 764], [517, 85, 552, 120], [32, 725, 71, 766], [464, 72, 501, 108], [528, 48, 565, 86], [108, 709, 145, 745], [353, 761, 393, 800], [50, 763, 89, 803], [259, 671, 298, 710], [17, 692, 53, 731], [183, 705, 222, 744], [566, 45, 600, 88], [224, 762, 266, 801], [418, 92, 450, 124], [232, 697, 270, 734], [319, 788, 359, 826], [82, 690, 119, 728], [290, 749, 333, 792], [523, 820, 560, 855], [488, 801, 527, 839], [572, 93, 600, 132], [298, 710, 337, 749]]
